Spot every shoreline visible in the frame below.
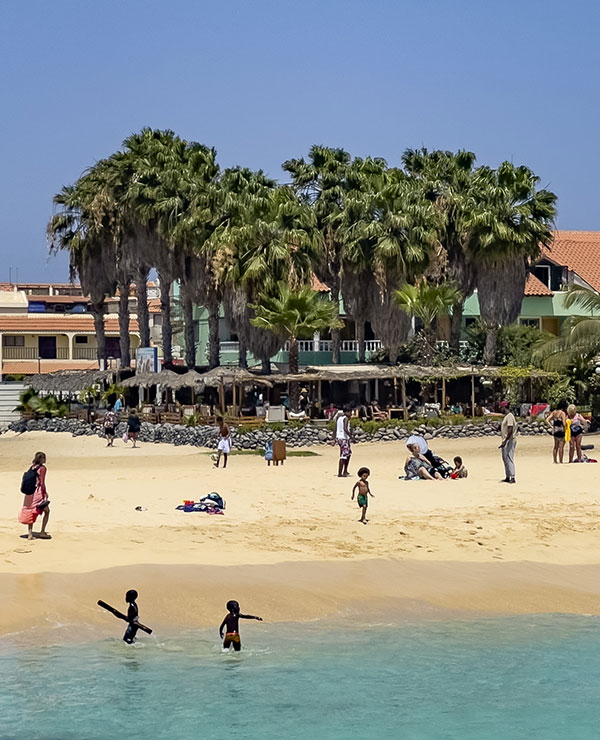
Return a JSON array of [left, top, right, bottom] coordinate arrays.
[[2, 559, 600, 645]]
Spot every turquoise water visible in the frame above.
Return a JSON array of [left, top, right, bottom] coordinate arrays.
[[1, 616, 600, 739]]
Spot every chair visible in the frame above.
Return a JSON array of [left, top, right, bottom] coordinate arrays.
[[266, 405, 286, 422]]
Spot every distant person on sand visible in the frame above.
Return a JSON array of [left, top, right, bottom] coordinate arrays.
[[450, 456, 468, 479], [114, 394, 124, 415], [546, 402, 567, 463], [214, 416, 232, 468], [103, 405, 117, 447], [352, 467, 374, 524], [499, 402, 517, 483], [333, 406, 353, 477], [404, 444, 442, 480], [126, 408, 141, 448], [219, 600, 262, 651], [567, 403, 587, 463], [18, 451, 51, 540]]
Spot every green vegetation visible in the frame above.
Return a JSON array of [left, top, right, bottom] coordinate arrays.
[[15, 389, 68, 418]]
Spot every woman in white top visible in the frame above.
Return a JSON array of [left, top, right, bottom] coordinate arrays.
[[567, 404, 587, 463], [333, 407, 353, 477]]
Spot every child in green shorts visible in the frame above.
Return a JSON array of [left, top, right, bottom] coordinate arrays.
[[352, 467, 374, 524]]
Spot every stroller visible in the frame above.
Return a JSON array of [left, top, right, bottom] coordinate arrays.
[[426, 452, 453, 479]]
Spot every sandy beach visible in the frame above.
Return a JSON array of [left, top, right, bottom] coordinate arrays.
[[2, 430, 600, 640]]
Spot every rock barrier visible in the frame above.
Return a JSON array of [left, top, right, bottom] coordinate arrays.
[[4, 417, 552, 449]]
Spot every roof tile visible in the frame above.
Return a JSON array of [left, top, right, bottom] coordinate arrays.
[[542, 231, 600, 292]]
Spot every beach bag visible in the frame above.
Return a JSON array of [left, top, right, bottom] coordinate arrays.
[[20, 466, 38, 495], [203, 492, 225, 509], [265, 440, 273, 461], [122, 432, 129, 443]]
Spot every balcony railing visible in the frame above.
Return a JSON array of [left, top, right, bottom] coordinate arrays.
[[2, 347, 69, 360], [220, 341, 240, 353], [73, 347, 98, 360]]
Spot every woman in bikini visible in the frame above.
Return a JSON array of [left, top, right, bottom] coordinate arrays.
[[567, 404, 587, 463], [546, 402, 567, 463], [18, 451, 51, 540]]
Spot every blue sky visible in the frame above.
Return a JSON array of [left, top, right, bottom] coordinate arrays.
[[1, 0, 598, 281]]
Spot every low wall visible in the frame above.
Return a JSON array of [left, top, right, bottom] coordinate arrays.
[[4, 417, 552, 449]]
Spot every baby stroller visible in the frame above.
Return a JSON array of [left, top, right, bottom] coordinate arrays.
[[427, 454, 453, 479]]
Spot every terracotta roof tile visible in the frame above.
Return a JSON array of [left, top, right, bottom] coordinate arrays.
[[0, 316, 139, 333], [524, 274, 552, 297], [542, 231, 600, 292], [311, 275, 329, 292], [1, 360, 99, 373], [147, 298, 162, 313]]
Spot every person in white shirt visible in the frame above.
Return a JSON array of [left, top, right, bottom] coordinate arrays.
[[499, 402, 517, 483], [333, 406, 353, 477]]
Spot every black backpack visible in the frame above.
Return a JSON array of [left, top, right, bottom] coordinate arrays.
[[21, 466, 38, 495]]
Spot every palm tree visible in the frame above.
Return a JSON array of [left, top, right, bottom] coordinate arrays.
[[396, 280, 462, 361], [465, 163, 557, 364], [402, 148, 479, 351], [283, 146, 354, 364], [251, 283, 343, 408]]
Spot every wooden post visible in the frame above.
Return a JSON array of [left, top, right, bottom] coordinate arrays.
[[442, 377, 446, 411], [318, 380, 322, 411], [471, 374, 475, 418], [219, 382, 225, 414], [401, 376, 407, 421], [393, 377, 398, 406], [232, 383, 237, 416]]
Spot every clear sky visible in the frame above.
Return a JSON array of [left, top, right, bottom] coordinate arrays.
[[1, 0, 598, 281]]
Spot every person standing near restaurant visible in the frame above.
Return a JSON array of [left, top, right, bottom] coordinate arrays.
[[499, 402, 517, 483], [333, 406, 353, 477]]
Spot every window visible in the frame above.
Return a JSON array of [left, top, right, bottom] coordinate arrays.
[[519, 318, 541, 329], [533, 265, 551, 288], [3, 335, 25, 346], [464, 317, 478, 328], [75, 336, 88, 344]]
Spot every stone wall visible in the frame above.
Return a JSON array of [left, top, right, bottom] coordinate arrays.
[[4, 417, 552, 449]]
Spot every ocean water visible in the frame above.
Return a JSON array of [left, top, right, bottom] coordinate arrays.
[[1, 615, 600, 740]]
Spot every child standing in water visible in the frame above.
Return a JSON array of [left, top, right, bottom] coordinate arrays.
[[219, 600, 262, 651], [123, 589, 140, 644], [352, 467, 374, 524]]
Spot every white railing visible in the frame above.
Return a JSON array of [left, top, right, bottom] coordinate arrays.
[[219, 341, 240, 353], [342, 340, 358, 351], [436, 340, 469, 350], [73, 347, 98, 360], [318, 340, 332, 351], [365, 340, 382, 352]]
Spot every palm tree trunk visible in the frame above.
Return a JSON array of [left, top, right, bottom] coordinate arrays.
[[483, 325, 499, 365], [159, 273, 173, 366], [91, 300, 106, 367], [238, 335, 248, 369], [329, 280, 341, 364], [450, 300, 464, 352], [182, 282, 195, 369], [136, 265, 150, 347], [208, 302, 220, 369], [261, 357, 271, 374], [118, 281, 132, 368], [355, 319, 365, 362], [289, 337, 300, 410]]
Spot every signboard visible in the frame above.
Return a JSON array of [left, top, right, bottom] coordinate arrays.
[[136, 347, 158, 374]]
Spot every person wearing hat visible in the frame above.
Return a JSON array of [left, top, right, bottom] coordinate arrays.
[[499, 402, 517, 483]]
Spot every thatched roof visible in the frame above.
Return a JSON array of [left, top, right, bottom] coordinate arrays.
[[193, 367, 273, 388], [253, 363, 557, 383], [121, 369, 194, 389], [28, 370, 115, 393]]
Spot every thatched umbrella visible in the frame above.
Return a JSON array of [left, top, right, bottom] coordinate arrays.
[[28, 369, 114, 394], [121, 369, 185, 389], [193, 367, 273, 414]]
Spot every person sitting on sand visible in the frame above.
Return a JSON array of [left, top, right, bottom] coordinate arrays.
[[450, 456, 468, 479], [352, 467, 374, 524], [404, 443, 442, 480], [18, 451, 51, 540], [126, 408, 141, 448], [219, 600, 262, 651], [214, 416, 232, 468]]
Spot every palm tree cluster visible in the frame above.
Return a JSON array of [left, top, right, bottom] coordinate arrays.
[[48, 133, 557, 370]]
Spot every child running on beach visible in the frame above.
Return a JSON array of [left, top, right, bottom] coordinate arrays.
[[219, 600, 262, 651], [351, 467, 374, 524], [450, 456, 468, 479]]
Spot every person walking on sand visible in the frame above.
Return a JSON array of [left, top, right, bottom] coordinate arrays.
[[103, 405, 117, 447], [214, 416, 232, 468], [546, 402, 567, 463], [333, 406, 353, 477], [18, 451, 51, 540], [499, 402, 517, 483], [352, 467, 374, 524], [126, 408, 141, 448]]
